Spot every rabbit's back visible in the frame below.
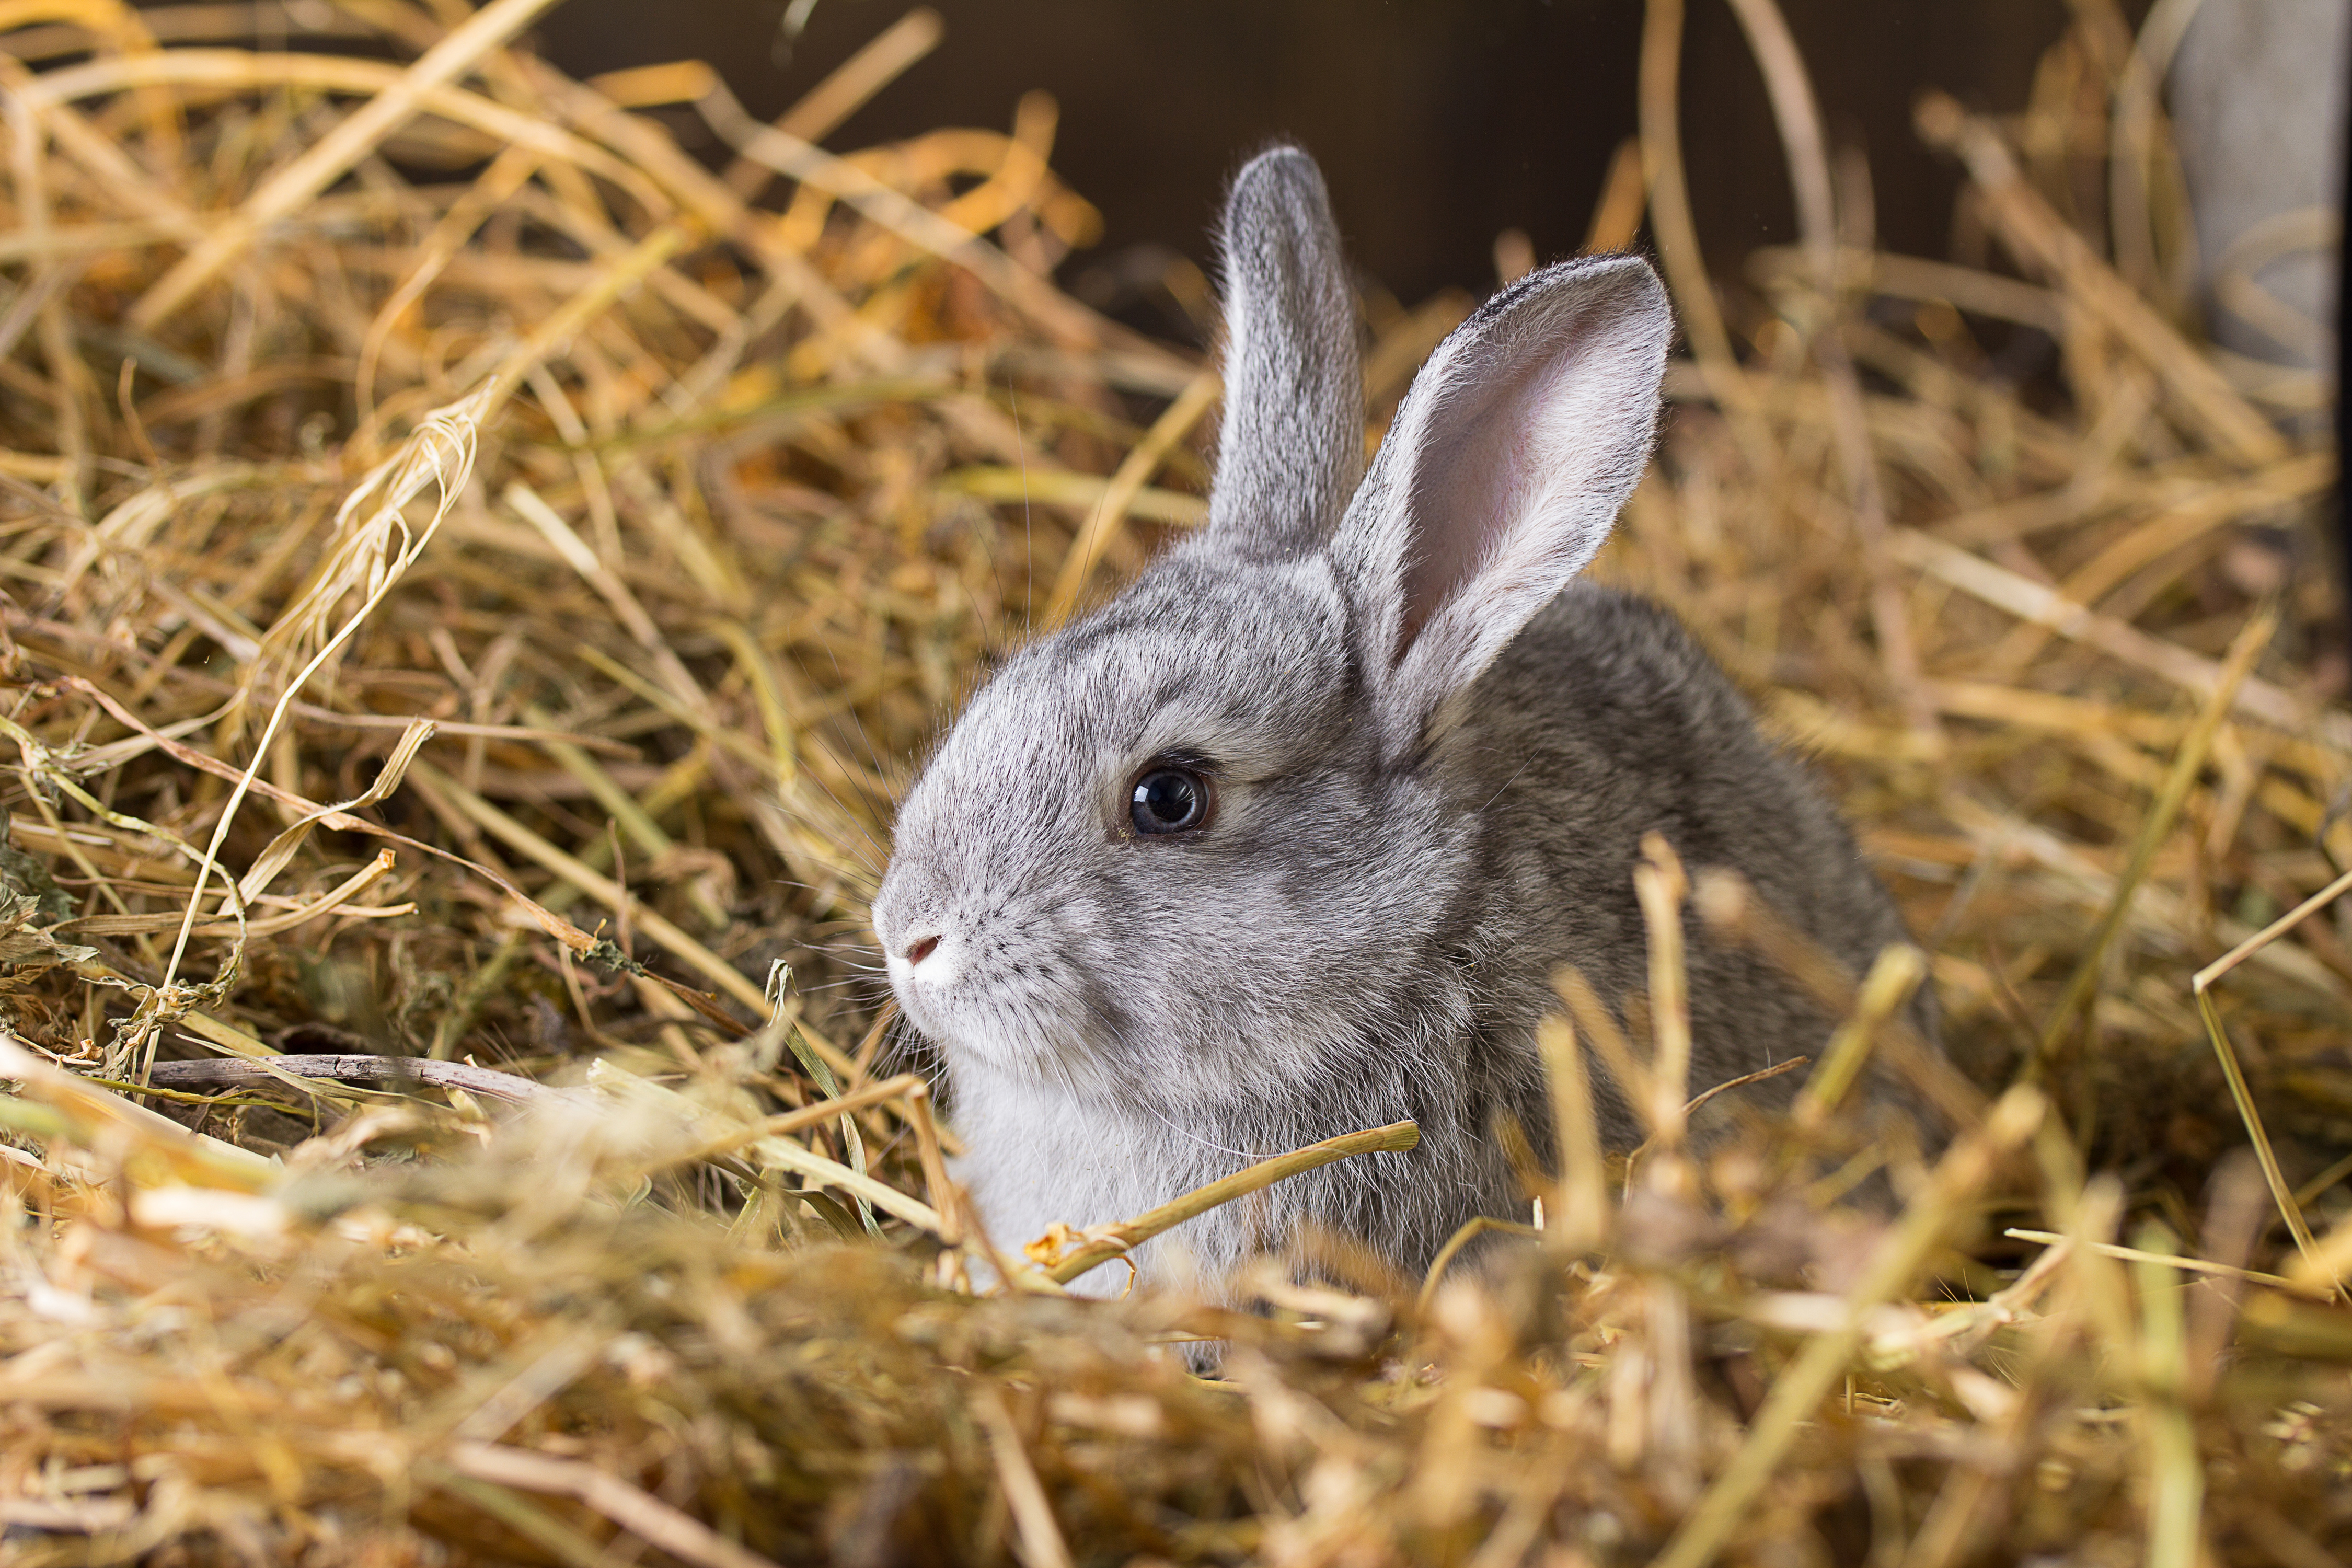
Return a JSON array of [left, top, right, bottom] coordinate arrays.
[[1451, 581, 1925, 1146]]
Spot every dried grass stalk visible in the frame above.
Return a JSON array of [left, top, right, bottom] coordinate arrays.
[[0, 5, 2347, 1565]]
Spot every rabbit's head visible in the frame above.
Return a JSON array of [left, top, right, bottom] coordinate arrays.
[[872, 147, 1673, 1112]]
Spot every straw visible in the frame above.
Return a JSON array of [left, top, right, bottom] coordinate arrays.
[[0, 5, 2348, 1562]]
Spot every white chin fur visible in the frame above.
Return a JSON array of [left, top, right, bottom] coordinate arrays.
[[912, 940, 962, 988]]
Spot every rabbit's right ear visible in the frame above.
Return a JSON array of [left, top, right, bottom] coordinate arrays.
[[1330, 255, 1673, 762], [1206, 147, 1363, 558]]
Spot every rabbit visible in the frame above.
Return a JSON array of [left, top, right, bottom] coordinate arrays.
[[869, 146, 1936, 1302]]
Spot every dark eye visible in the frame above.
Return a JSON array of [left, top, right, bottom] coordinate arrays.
[[1129, 765, 1212, 836]]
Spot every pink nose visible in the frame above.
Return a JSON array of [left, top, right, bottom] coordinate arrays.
[[904, 934, 939, 965]]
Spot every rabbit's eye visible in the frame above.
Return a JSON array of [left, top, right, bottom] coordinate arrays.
[[1130, 765, 1212, 836]]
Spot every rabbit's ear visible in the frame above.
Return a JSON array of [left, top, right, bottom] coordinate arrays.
[[1206, 147, 1363, 556], [1331, 255, 1672, 759]]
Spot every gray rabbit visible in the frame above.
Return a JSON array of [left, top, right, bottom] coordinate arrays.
[[871, 147, 1932, 1296]]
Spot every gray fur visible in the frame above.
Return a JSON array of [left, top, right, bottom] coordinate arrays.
[[1208, 148, 1363, 553], [870, 147, 1933, 1299]]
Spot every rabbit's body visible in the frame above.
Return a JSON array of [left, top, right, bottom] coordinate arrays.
[[873, 148, 1934, 1299], [927, 574, 1915, 1293]]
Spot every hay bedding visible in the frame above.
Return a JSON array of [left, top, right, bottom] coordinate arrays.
[[0, 0, 2349, 1563]]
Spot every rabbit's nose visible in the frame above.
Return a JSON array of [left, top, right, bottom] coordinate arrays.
[[903, 933, 941, 966]]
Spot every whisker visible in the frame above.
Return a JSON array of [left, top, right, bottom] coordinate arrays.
[[1010, 381, 1035, 637], [764, 776, 890, 880], [815, 641, 903, 824]]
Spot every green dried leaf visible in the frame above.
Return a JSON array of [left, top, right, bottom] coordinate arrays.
[[0, 806, 72, 928]]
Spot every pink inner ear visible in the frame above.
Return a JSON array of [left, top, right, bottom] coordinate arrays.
[[1393, 365, 1543, 654]]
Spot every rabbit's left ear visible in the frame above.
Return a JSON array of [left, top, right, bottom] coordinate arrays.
[[1207, 147, 1364, 557], [1330, 255, 1673, 760]]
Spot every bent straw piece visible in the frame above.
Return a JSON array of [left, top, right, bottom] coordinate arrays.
[[240, 719, 436, 903], [1624, 1059, 1811, 1191], [1652, 1086, 2046, 1568], [2196, 861, 2352, 993], [2033, 602, 2276, 1071], [0, 0, 177, 167], [706, 625, 809, 814], [2195, 985, 2332, 1294], [1638, 0, 1773, 478], [1415, 1215, 1543, 1319], [2070, 453, 2332, 596], [0, 6, 363, 59], [2107, 0, 2203, 306], [1042, 367, 1219, 627], [1043, 1121, 1422, 1285], [1721, 0, 1932, 733], [1677, 1057, 1808, 1121], [49, 459, 283, 602], [1913, 90, 2288, 468], [127, 0, 570, 327], [0, 57, 203, 245]]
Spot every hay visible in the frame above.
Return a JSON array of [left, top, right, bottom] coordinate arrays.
[[2, 2, 2350, 1563]]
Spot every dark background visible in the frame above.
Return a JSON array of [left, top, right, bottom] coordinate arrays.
[[537, 0, 2078, 327]]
